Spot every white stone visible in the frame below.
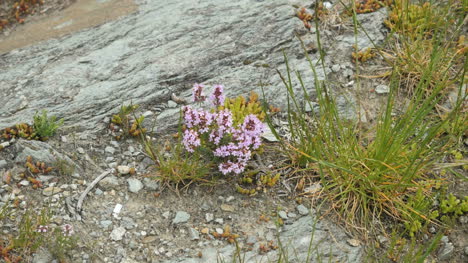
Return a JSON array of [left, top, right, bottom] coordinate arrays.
[[110, 227, 126, 241], [113, 203, 123, 218], [375, 84, 390, 94], [117, 165, 131, 175]]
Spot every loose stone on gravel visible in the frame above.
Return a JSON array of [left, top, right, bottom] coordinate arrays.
[[142, 236, 157, 244], [278, 211, 288, 220], [105, 146, 116, 154], [375, 84, 390, 94], [189, 228, 200, 240], [220, 204, 235, 212], [288, 212, 297, 218], [110, 227, 126, 241], [0, 160, 7, 169], [296, 204, 309, 216], [143, 178, 159, 191], [347, 239, 361, 247], [205, 213, 214, 223], [100, 220, 113, 229], [438, 236, 454, 260], [113, 203, 123, 218], [173, 211, 190, 224], [127, 178, 143, 193], [117, 165, 131, 175], [42, 187, 62, 196]]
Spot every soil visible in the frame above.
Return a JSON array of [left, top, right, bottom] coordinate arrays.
[[0, 0, 137, 54]]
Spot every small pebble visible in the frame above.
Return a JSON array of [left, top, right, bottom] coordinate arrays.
[[205, 213, 214, 223], [347, 239, 360, 247], [173, 211, 190, 224], [278, 211, 288, 220], [296, 205, 309, 216]]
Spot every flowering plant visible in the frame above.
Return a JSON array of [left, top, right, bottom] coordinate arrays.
[[182, 84, 266, 175]]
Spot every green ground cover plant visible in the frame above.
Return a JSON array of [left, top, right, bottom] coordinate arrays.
[[0, 204, 76, 262], [32, 110, 64, 140]]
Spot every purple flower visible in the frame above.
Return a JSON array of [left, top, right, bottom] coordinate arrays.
[[216, 110, 233, 132], [219, 161, 247, 175], [241, 114, 265, 137], [209, 85, 225, 106], [197, 110, 214, 133], [62, 224, 74, 236], [209, 128, 224, 145], [36, 225, 49, 233], [192, 83, 206, 102], [182, 106, 199, 128], [183, 129, 201, 153]]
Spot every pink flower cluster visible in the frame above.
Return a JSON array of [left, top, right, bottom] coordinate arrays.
[[35, 224, 75, 237], [183, 84, 265, 175]]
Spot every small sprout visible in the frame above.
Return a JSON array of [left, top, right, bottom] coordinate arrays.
[[110, 104, 146, 139], [257, 214, 270, 223], [259, 240, 278, 254], [211, 225, 239, 244], [352, 47, 376, 62], [33, 110, 64, 141], [440, 194, 468, 216], [25, 156, 53, 175], [354, 0, 390, 14], [236, 185, 256, 195], [259, 173, 280, 187]]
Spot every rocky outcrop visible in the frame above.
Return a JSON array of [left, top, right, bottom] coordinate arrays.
[[0, 0, 388, 133]]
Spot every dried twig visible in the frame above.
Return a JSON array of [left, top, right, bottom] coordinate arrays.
[[74, 170, 111, 220]]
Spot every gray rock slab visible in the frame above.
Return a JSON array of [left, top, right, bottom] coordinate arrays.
[[0, 0, 391, 133], [14, 139, 78, 169]]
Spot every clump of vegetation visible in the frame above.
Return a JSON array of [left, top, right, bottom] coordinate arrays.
[[370, 230, 444, 262], [211, 225, 239, 244], [354, 0, 392, 14], [146, 137, 212, 191], [401, 188, 439, 236], [219, 91, 267, 126], [180, 84, 267, 176], [381, 0, 466, 95], [32, 110, 64, 141], [236, 170, 281, 195], [439, 194, 468, 221], [53, 159, 75, 177], [0, 205, 76, 262], [110, 104, 146, 140], [352, 47, 376, 62], [0, 0, 44, 30], [295, 1, 331, 29], [25, 155, 53, 175], [2, 123, 36, 140], [1, 110, 63, 142], [267, 48, 466, 234], [384, 0, 445, 38]]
